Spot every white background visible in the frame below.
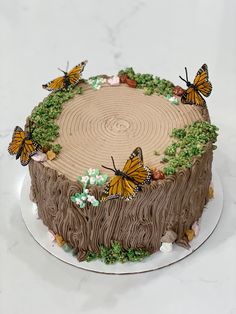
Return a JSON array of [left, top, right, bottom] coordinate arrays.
[[0, 1, 236, 313]]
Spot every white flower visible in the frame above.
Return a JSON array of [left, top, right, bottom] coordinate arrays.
[[96, 175, 103, 181], [81, 176, 89, 184], [84, 188, 89, 194], [89, 176, 96, 185], [88, 168, 96, 176], [101, 78, 107, 84], [87, 195, 96, 203], [168, 96, 179, 105], [81, 195, 87, 201]]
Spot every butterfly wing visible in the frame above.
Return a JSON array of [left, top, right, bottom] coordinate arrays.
[[8, 126, 24, 156], [121, 177, 139, 199], [101, 175, 138, 201], [42, 76, 65, 91], [181, 86, 206, 106], [8, 126, 38, 166], [193, 64, 212, 97], [101, 147, 151, 201], [67, 60, 88, 85], [20, 138, 38, 166], [123, 147, 151, 185]]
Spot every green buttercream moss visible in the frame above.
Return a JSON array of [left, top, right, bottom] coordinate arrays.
[[118, 67, 174, 97], [30, 86, 79, 153], [86, 241, 150, 264], [51, 144, 62, 154], [154, 150, 160, 156], [161, 121, 218, 175], [77, 86, 83, 94]]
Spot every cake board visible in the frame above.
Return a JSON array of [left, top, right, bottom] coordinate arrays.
[[20, 168, 223, 275]]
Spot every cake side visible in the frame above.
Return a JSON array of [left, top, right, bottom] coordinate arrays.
[[29, 141, 213, 261]]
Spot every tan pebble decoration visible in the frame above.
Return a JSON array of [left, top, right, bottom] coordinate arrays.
[[55, 234, 65, 247], [46, 150, 56, 161], [161, 230, 177, 243], [208, 186, 214, 199], [185, 229, 195, 241], [176, 237, 191, 249], [152, 169, 165, 180]]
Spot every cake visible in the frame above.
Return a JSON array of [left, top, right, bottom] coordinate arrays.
[[9, 62, 218, 263]]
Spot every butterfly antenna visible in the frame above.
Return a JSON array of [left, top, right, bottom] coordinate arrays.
[[58, 67, 67, 75], [66, 61, 69, 72], [185, 67, 189, 82], [111, 156, 118, 171], [179, 66, 189, 83], [179, 75, 187, 83], [101, 164, 115, 173]]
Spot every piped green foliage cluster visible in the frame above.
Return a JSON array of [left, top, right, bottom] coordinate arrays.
[[162, 121, 219, 175], [118, 67, 174, 97], [30, 86, 81, 153], [86, 241, 150, 264]]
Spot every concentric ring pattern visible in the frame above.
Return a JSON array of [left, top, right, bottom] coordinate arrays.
[[44, 84, 203, 181]]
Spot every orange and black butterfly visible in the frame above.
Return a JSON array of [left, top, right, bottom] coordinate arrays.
[[8, 126, 39, 166], [179, 64, 212, 106], [101, 147, 151, 201], [42, 60, 88, 91]]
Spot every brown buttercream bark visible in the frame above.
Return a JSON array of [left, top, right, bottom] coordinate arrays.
[[29, 143, 213, 261]]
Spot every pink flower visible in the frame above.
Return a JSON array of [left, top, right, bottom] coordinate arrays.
[[192, 221, 200, 236], [108, 76, 120, 86], [48, 230, 55, 242], [32, 151, 47, 162]]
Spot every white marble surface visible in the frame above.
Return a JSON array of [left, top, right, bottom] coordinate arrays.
[[0, 0, 236, 313]]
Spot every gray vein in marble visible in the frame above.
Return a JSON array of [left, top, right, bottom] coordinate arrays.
[[7, 240, 19, 252], [176, 277, 219, 285], [0, 129, 11, 138], [99, 0, 145, 67], [199, 278, 219, 284]]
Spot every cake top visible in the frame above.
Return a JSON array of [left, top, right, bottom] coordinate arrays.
[[42, 82, 205, 181]]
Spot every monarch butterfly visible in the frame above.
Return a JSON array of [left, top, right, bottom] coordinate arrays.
[[101, 147, 151, 201], [8, 126, 38, 166], [179, 64, 212, 106], [42, 60, 88, 91]]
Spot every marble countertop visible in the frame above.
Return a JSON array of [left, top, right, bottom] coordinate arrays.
[[0, 1, 236, 313]]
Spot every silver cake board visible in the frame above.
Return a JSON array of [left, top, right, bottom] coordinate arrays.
[[20, 169, 223, 275]]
